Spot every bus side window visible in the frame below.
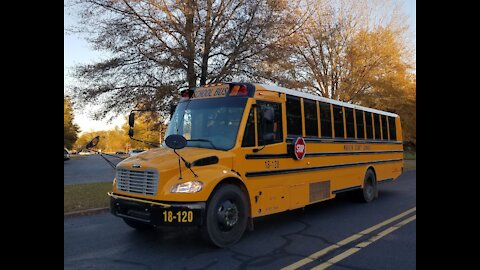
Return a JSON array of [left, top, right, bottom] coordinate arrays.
[[388, 116, 397, 141], [344, 107, 355, 139], [365, 111, 373, 139], [319, 102, 332, 138], [356, 109, 365, 139], [381, 115, 389, 140], [257, 101, 283, 145], [332, 105, 344, 139], [304, 99, 318, 137], [373, 113, 381, 140], [286, 95, 302, 136], [241, 108, 255, 147]]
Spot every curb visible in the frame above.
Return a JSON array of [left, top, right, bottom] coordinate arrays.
[[64, 207, 110, 218]]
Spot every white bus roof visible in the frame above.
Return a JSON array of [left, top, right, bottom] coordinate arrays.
[[256, 83, 399, 118]]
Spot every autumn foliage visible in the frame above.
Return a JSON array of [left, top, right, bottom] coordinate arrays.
[[66, 0, 416, 147], [64, 96, 80, 149]]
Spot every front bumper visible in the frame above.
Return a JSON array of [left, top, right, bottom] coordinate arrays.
[[108, 192, 205, 226]]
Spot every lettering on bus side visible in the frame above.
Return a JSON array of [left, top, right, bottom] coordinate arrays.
[[343, 145, 372, 151], [264, 160, 280, 169]]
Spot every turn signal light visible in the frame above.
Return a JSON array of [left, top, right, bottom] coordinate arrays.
[[229, 84, 247, 96], [238, 85, 247, 95]]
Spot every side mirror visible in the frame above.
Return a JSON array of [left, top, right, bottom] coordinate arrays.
[[165, 134, 187, 150], [86, 136, 100, 149], [128, 128, 134, 137], [128, 112, 135, 127]]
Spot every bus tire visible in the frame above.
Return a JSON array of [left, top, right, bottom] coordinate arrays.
[[359, 169, 376, 203], [122, 218, 154, 231], [201, 184, 248, 247]]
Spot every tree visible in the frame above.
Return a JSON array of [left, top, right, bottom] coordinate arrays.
[[74, 132, 100, 151], [64, 96, 80, 149], [73, 113, 166, 152], [270, 0, 412, 99], [344, 27, 415, 146], [266, 0, 415, 145], [122, 112, 165, 149], [67, 0, 309, 120], [66, 0, 415, 146]]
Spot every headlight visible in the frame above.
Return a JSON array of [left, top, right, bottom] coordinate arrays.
[[170, 181, 203, 193]]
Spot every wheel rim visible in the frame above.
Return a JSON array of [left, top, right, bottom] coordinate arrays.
[[365, 178, 374, 200], [216, 199, 239, 232]]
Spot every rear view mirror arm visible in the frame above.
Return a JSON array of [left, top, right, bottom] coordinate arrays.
[[98, 152, 119, 169]]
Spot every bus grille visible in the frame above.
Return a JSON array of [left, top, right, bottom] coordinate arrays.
[[116, 168, 158, 196]]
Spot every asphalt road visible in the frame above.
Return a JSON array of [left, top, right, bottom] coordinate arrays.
[[64, 170, 416, 270], [64, 155, 122, 184]]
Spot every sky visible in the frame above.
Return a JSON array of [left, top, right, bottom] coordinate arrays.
[[64, 6, 124, 134], [403, 0, 416, 44], [64, 0, 416, 134]]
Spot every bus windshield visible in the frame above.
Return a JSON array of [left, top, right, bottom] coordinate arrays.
[[165, 98, 248, 150]]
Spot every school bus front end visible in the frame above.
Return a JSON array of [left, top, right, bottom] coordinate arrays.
[[109, 83, 255, 247], [110, 146, 239, 226]]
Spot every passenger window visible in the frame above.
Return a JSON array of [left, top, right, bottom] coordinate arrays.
[[365, 111, 373, 139], [286, 95, 302, 136], [356, 110, 365, 139], [388, 116, 397, 141], [381, 115, 388, 140], [257, 101, 283, 145], [319, 102, 332, 137], [332, 105, 344, 139], [373, 114, 381, 140], [241, 108, 255, 147], [344, 107, 355, 139], [304, 99, 318, 137]]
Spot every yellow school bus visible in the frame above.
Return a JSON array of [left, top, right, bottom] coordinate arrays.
[[108, 82, 403, 247]]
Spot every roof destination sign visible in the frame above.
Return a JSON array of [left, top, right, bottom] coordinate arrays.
[[192, 85, 230, 99]]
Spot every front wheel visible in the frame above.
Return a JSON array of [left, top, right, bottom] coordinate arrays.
[[202, 184, 248, 247]]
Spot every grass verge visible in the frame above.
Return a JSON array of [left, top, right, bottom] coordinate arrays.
[[64, 182, 112, 213], [404, 151, 416, 160], [404, 160, 416, 171]]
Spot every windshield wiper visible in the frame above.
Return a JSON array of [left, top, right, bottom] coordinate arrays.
[[188, 138, 218, 150]]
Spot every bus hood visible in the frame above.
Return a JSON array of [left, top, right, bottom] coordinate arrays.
[[116, 146, 234, 176]]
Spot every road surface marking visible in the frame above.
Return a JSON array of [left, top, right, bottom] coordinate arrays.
[[281, 207, 416, 270], [310, 215, 416, 270]]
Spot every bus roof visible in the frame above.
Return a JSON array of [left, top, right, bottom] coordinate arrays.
[[255, 83, 399, 118]]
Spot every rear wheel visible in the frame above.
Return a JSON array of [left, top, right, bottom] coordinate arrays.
[[123, 218, 154, 231], [359, 169, 377, 203], [202, 184, 248, 247]]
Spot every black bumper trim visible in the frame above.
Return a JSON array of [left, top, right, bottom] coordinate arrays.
[[110, 196, 205, 226]]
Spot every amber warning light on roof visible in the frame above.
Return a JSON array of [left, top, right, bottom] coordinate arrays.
[[192, 84, 248, 99]]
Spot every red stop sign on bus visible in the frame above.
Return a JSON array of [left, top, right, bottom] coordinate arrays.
[[294, 137, 306, 160]]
